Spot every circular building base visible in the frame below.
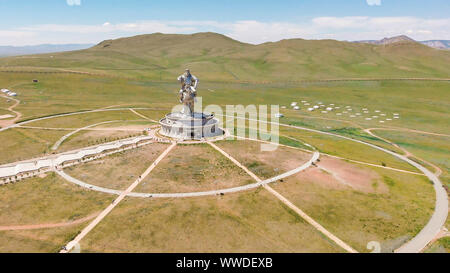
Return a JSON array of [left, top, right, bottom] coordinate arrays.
[[159, 112, 224, 140]]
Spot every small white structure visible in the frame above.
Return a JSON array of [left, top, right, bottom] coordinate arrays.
[[1, 89, 9, 93], [307, 107, 314, 111], [313, 105, 319, 109], [281, 106, 287, 109], [275, 113, 284, 118], [291, 102, 298, 107], [326, 107, 333, 111], [321, 111, 328, 114], [293, 106, 300, 110], [8, 92, 17, 97]]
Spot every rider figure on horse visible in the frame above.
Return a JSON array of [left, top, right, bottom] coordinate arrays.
[[178, 69, 199, 103], [177, 69, 199, 116]]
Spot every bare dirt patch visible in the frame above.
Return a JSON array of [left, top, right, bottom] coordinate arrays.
[[288, 156, 388, 194], [216, 140, 312, 179], [316, 156, 388, 194]]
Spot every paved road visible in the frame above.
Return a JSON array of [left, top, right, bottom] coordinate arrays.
[[222, 114, 448, 253], [365, 128, 443, 177]]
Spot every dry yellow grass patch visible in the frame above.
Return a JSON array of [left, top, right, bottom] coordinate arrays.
[[135, 144, 254, 193]]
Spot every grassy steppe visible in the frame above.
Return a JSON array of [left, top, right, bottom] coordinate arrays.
[[0, 128, 67, 164], [271, 166, 435, 252], [136, 144, 254, 193], [80, 190, 343, 253], [0, 224, 86, 253], [373, 130, 450, 187], [66, 143, 169, 190], [1, 33, 449, 81], [0, 173, 113, 225]]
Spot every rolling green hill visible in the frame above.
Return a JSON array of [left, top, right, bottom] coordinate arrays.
[[0, 32, 449, 81]]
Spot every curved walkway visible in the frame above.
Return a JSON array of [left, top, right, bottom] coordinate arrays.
[[0, 107, 446, 253], [365, 128, 443, 177], [207, 141, 357, 253], [51, 120, 120, 151], [61, 142, 177, 253], [129, 108, 159, 123], [223, 114, 448, 253], [0, 107, 163, 133], [56, 151, 320, 199]]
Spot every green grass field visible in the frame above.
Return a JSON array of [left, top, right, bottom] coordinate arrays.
[[0, 33, 448, 253]]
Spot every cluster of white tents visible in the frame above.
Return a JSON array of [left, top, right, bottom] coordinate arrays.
[[283, 100, 401, 123], [1, 88, 17, 97]]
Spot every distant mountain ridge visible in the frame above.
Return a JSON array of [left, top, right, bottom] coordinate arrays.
[[1, 32, 449, 81], [355, 35, 450, 50], [0, 44, 94, 57], [420, 40, 450, 50]]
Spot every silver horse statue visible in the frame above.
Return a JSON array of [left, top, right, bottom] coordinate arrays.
[[177, 69, 199, 117]]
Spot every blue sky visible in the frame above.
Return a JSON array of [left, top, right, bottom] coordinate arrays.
[[0, 0, 449, 45]]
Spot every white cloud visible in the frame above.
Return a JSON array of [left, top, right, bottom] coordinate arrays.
[[366, 0, 381, 6], [224, 21, 313, 44], [66, 0, 81, 6]]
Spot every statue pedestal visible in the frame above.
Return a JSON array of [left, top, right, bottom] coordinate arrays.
[[159, 112, 223, 140]]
